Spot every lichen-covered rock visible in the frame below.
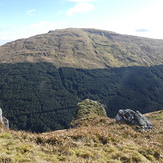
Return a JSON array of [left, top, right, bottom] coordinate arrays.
[[0, 108, 9, 129], [0, 108, 3, 122], [75, 99, 107, 119], [115, 109, 152, 130], [2, 117, 9, 129], [69, 99, 107, 128]]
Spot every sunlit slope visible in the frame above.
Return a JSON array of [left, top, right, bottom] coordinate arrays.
[[1, 28, 163, 68], [0, 110, 162, 163]]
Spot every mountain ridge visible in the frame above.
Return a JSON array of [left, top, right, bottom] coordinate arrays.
[[1, 28, 163, 68]]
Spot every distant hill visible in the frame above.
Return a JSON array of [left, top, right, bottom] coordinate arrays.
[[0, 28, 163, 132], [1, 28, 163, 68]]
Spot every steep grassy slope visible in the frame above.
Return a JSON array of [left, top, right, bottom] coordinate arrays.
[[0, 28, 163, 132], [0, 110, 162, 163]]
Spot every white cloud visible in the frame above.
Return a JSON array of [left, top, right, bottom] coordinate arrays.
[[0, 39, 11, 45], [0, 21, 66, 45], [135, 29, 149, 33], [66, 2, 94, 16], [26, 9, 36, 16], [91, 1, 163, 39], [29, 21, 57, 30], [57, 11, 63, 15], [28, 21, 66, 35], [68, 0, 94, 2], [27, 21, 65, 36]]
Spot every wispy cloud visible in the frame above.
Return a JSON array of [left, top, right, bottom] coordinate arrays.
[[68, 0, 94, 2], [57, 11, 63, 15], [0, 20, 66, 45], [26, 9, 36, 16], [28, 21, 65, 32], [136, 29, 149, 32], [66, 2, 94, 16], [29, 21, 57, 29], [0, 39, 11, 45], [0, 26, 19, 45]]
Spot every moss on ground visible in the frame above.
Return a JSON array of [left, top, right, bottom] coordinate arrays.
[[0, 99, 163, 163], [0, 109, 162, 163]]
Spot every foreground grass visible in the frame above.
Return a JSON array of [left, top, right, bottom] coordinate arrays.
[[0, 110, 162, 163]]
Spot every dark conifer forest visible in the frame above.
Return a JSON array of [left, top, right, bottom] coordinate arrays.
[[0, 62, 163, 132], [0, 28, 163, 132]]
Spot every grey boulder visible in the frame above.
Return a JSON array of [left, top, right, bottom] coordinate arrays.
[[115, 109, 152, 130]]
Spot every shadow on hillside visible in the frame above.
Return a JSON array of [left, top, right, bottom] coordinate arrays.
[[0, 62, 163, 132]]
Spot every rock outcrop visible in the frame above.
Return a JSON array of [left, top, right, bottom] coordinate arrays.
[[75, 99, 107, 119], [115, 109, 152, 130], [0, 108, 9, 129], [69, 99, 107, 128]]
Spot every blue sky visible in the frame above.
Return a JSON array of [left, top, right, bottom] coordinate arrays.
[[0, 0, 163, 45]]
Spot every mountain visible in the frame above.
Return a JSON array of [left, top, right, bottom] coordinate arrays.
[[0, 110, 162, 162], [1, 28, 163, 68], [0, 28, 163, 132]]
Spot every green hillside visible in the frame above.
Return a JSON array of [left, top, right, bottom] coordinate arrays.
[[0, 110, 162, 163], [0, 28, 163, 132], [1, 28, 163, 68]]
